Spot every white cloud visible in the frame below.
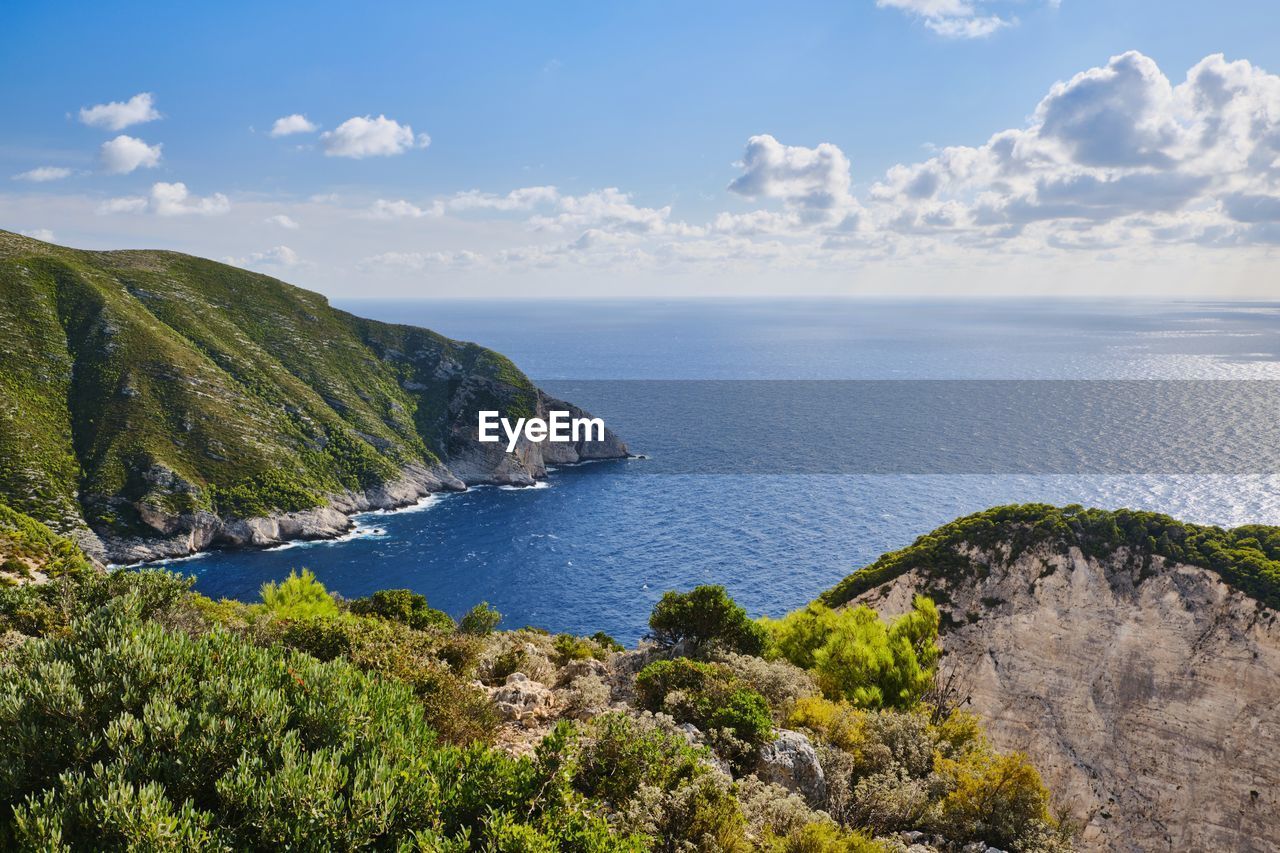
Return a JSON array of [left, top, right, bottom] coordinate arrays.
[[79, 92, 161, 130], [12, 166, 72, 183], [320, 115, 430, 158], [100, 135, 162, 174], [99, 182, 229, 216], [448, 186, 560, 211], [265, 214, 300, 229], [364, 198, 440, 219], [727, 134, 856, 216], [877, 0, 1011, 38], [19, 228, 55, 242], [529, 188, 690, 235], [269, 114, 318, 137], [227, 245, 299, 269]]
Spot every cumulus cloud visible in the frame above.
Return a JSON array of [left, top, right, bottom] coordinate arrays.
[[853, 51, 1280, 249], [364, 198, 440, 219], [269, 114, 318, 137], [100, 135, 162, 174], [321, 115, 430, 158], [12, 166, 72, 182], [79, 92, 161, 130], [99, 182, 229, 216], [876, 0, 1011, 39], [727, 134, 855, 215]]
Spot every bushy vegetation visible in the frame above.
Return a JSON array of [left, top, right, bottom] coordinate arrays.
[[349, 587, 455, 631], [635, 659, 775, 769], [649, 584, 769, 655], [823, 503, 1280, 611], [0, 507, 1073, 851], [762, 597, 940, 709]]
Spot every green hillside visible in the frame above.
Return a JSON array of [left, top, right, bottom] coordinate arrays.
[[821, 503, 1280, 611], [0, 230, 540, 547]]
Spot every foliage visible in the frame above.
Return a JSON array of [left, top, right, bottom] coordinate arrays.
[[0, 566, 191, 638], [553, 633, 609, 666], [258, 568, 339, 619], [932, 751, 1065, 851], [0, 597, 637, 850], [634, 659, 773, 768], [649, 584, 768, 655], [762, 596, 940, 709], [349, 587, 455, 631], [823, 503, 1280, 611], [460, 600, 502, 635], [276, 613, 494, 744]]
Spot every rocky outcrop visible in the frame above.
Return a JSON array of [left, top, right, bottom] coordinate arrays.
[[755, 729, 826, 806], [853, 543, 1280, 852], [490, 672, 557, 726]]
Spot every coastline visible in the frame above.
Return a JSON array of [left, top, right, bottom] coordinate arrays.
[[103, 451, 631, 568]]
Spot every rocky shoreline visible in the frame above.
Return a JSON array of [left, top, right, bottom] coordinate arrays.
[[95, 391, 630, 566]]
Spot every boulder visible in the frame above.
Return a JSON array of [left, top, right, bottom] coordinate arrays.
[[491, 672, 555, 725], [754, 729, 826, 805]]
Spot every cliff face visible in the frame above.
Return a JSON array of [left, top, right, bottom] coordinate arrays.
[[0, 230, 626, 563], [851, 541, 1280, 852]]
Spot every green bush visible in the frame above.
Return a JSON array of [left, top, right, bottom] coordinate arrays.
[[649, 585, 768, 655], [763, 596, 940, 709], [279, 614, 496, 744], [0, 597, 636, 850], [553, 633, 607, 666], [349, 587, 455, 631], [258, 568, 339, 619], [0, 567, 192, 637], [634, 659, 773, 769], [460, 601, 502, 635]]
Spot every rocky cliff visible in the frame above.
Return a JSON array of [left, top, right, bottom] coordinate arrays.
[[834, 508, 1280, 852], [0, 230, 626, 564]]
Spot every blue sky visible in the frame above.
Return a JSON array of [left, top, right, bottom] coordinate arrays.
[[4, 0, 1280, 297]]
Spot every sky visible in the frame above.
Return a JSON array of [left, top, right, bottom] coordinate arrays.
[[5, 0, 1280, 298]]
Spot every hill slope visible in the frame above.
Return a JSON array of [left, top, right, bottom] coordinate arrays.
[[0, 230, 625, 563], [826, 505, 1279, 852]]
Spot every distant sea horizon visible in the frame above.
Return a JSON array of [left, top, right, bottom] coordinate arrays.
[[171, 298, 1280, 641]]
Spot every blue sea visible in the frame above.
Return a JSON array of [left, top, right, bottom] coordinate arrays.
[[171, 300, 1280, 642]]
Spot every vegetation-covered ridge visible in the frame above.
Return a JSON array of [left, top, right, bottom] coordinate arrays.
[[822, 503, 1280, 612], [0, 512, 1073, 851], [0, 229, 615, 556]]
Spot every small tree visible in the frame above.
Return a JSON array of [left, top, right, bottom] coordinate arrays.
[[648, 585, 768, 655], [762, 595, 940, 709], [349, 588, 454, 631], [459, 601, 502, 635], [258, 569, 338, 619]]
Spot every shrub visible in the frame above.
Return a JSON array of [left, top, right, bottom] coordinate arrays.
[[634, 659, 773, 769], [763, 596, 940, 709], [930, 750, 1063, 851], [279, 614, 497, 744], [258, 568, 339, 619], [716, 652, 820, 720], [0, 567, 193, 637], [553, 633, 606, 666], [0, 597, 632, 849], [460, 600, 502, 635], [648, 585, 768, 655], [349, 587, 455, 631]]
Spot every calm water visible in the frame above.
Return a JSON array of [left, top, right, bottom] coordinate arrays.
[[169, 300, 1280, 641]]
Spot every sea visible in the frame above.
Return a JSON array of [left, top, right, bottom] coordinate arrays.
[[163, 299, 1280, 642]]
